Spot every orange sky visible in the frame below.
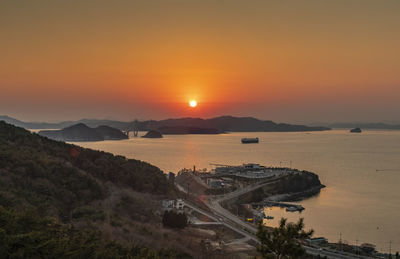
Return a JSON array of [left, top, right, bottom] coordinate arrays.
[[1, 0, 400, 123]]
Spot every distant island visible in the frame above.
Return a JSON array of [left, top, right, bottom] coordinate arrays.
[[38, 123, 128, 142], [1, 115, 331, 133], [310, 121, 400, 130], [158, 126, 221, 134], [142, 130, 163, 138]]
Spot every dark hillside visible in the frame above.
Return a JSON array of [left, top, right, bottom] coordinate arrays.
[[2, 115, 331, 132], [95, 125, 129, 140], [38, 123, 128, 141], [0, 121, 192, 258], [143, 116, 330, 132], [0, 121, 169, 202], [0, 120, 172, 223]]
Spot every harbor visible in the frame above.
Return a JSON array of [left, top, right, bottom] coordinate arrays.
[[253, 201, 305, 212], [172, 163, 383, 258], [175, 162, 323, 228], [76, 130, 400, 254]]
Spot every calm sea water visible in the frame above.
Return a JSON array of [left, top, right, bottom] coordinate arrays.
[[74, 130, 400, 253]]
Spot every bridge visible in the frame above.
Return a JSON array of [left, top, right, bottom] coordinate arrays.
[[122, 119, 140, 137]]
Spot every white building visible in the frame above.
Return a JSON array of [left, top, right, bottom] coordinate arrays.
[[175, 199, 184, 210]]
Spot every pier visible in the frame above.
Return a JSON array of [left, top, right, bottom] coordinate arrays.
[[253, 201, 305, 212]]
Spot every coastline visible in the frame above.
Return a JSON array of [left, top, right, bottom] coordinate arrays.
[[72, 131, 400, 254]]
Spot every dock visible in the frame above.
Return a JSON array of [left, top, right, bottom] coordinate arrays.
[[253, 201, 305, 212]]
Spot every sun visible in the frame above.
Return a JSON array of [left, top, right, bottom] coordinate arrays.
[[189, 100, 197, 108]]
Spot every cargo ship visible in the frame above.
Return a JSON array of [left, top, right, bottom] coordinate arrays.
[[350, 127, 362, 133], [241, 137, 259, 144]]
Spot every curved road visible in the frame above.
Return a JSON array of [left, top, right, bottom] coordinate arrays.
[[181, 179, 374, 259]]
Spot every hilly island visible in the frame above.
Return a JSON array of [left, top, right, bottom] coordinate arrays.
[[38, 123, 129, 142], [0, 115, 331, 133], [0, 121, 326, 258]]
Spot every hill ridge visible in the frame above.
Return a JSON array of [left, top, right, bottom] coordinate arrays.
[[1, 115, 331, 132]]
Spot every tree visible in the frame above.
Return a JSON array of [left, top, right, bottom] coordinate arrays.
[[256, 218, 313, 259], [162, 210, 188, 229]]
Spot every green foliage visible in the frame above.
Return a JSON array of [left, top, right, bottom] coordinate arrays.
[[274, 172, 322, 194], [0, 121, 173, 220], [0, 205, 191, 258], [72, 206, 105, 221], [162, 211, 188, 229], [110, 214, 123, 227], [257, 218, 313, 259], [0, 122, 189, 258]]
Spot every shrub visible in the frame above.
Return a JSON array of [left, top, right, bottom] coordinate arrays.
[[162, 210, 188, 229], [72, 206, 105, 221]]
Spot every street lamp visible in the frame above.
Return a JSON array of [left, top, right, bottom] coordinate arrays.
[[187, 183, 190, 200]]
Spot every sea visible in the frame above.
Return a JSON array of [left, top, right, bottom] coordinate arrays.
[[73, 129, 400, 253]]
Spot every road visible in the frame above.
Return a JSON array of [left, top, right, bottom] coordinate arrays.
[[209, 182, 374, 259], [207, 178, 280, 234], [184, 200, 255, 243], [181, 179, 374, 259]]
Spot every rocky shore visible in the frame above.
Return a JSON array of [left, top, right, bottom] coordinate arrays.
[[263, 185, 325, 203], [225, 170, 325, 206]]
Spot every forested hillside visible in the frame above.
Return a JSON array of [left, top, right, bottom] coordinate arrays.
[[0, 121, 190, 258]]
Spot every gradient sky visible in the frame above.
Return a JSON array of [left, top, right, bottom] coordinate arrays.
[[1, 0, 399, 123]]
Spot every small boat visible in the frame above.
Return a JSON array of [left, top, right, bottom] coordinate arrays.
[[286, 206, 298, 212], [260, 210, 274, 219], [241, 137, 259, 144], [286, 205, 304, 212]]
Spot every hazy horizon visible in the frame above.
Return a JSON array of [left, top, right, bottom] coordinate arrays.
[[3, 113, 400, 126], [1, 0, 400, 123]]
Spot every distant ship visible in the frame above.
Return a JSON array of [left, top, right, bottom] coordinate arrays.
[[241, 137, 259, 144], [350, 127, 362, 133]]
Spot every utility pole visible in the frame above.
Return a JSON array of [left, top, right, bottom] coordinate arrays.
[[356, 239, 359, 258], [389, 240, 392, 257], [339, 232, 342, 252]]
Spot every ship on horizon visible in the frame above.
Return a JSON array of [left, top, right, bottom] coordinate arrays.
[[241, 137, 259, 144]]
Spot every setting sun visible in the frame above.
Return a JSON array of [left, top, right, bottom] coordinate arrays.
[[189, 100, 197, 108]]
